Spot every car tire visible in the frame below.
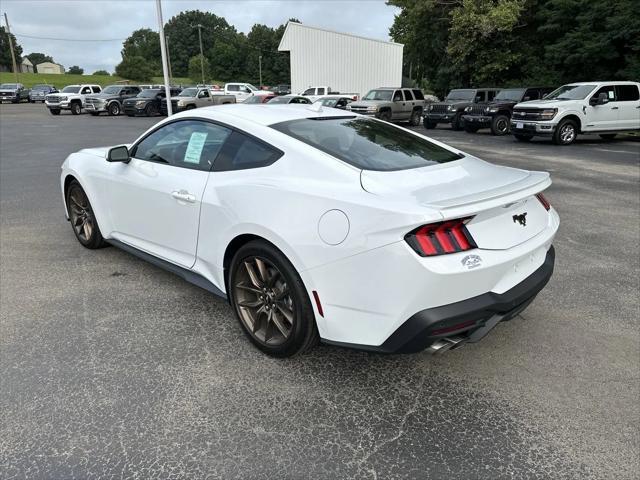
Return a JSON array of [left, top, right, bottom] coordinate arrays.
[[66, 180, 107, 249], [70, 102, 82, 115], [423, 120, 437, 130], [451, 114, 463, 131], [186, 104, 196, 110], [464, 125, 480, 133], [378, 109, 392, 122], [599, 134, 617, 140], [229, 240, 319, 357], [145, 103, 157, 116], [409, 109, 421, 126], [491, 114, 510, 135], [553, 119, 578, 145], [49, 109, 61, 115], [514, 134, 533, 142], [108, 102, 121, 116]]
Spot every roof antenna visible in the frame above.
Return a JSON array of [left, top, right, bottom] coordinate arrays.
[[307, 102, 323, 113]]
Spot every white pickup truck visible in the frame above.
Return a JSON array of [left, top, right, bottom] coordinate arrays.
[[300, 86, 358, 102], [45, 84, 102, 115], [212, 83, 272, 103], [511, 81, 640, 145]]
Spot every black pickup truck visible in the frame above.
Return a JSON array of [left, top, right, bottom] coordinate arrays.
[[462, 87, 555, 135]]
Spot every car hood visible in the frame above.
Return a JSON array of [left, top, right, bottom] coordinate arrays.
[[431, 100, 470, 107], [514, 99, 571, 108], [360, 155, 550, 217], [86, 94, 117, 100], [350, 100, 387, 107], [0, 89, 18, 93]]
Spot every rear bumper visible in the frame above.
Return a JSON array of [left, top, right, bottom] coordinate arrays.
[[511, 121, 556, 136], [462, 115, 491, 128], [325, 246, 555, 354]]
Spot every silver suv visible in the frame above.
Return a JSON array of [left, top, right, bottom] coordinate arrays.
[[347, 88, 426, 125]]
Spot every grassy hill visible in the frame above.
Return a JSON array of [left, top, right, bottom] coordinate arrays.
[[0, 72, 194, 88]]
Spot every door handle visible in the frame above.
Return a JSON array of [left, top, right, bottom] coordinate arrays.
[[171, 190, 196, 203], [611, 106, 619, 110]]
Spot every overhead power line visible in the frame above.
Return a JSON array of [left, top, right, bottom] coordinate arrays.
[[12, 33, 127, 42]]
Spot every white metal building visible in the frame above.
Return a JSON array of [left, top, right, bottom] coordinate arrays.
[[278, 22, 403, 98]]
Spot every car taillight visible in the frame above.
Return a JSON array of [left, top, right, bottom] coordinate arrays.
[[536, 193, 551, 211], [405, 217, 477, 257]]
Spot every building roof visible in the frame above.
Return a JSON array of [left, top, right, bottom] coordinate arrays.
[[21, 58, 33, 66], [278, 22, 403, 51]]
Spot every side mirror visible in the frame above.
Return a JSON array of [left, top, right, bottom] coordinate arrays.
[[107, 145, 130, 163], [590, 92, 609, 106], [523, 96, 531, 101], [474, 96, 481, 102]]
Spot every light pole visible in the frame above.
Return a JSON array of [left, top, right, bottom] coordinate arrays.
[[192, 24, 205, 84], [165, 34, 173, 84], [258, 55, 263, 88], [155, 0, 172, 115]]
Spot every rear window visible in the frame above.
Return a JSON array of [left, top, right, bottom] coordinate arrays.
[[271, 117, 462, 172], [412, 89, 424, 100]]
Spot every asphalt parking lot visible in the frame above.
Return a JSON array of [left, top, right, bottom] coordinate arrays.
[[1, 103, 638, 479]]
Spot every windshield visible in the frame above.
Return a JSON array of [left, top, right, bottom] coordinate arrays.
[[363, 90, 393, 101], [271, 117, 462, 171], [178, 88, 198, 97], [317, 98, 339, 107], [267, 96, 294, 104], [445, 90, 476, 101], [138, 89, 160, 98], [0, 84, 18, 89], [32, 84, 49, 90], [494, 89, 525, 102], [244, 95, 265, 104], [102, 86, 121, 95], [62, 86, 81, 93], [245, 84, 258, 92], [545, 84, 595, 100]]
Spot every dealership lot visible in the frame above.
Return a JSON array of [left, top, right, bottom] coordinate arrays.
[[1, 104, 638, 479]]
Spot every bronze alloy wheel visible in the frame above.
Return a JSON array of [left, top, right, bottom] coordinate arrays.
[[233, 255, 295, 346], [68, 185, 95, 242], [66, 181, 105, 249]]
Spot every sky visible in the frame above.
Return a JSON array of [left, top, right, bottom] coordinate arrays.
[[2, 0, 400, 73]]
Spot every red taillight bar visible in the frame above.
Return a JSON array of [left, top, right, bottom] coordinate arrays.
[[405, 217, 477, 257], [536, 193, 551, 211]]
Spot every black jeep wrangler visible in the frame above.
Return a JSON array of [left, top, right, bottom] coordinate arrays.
[[423, 88, 501, 130], [462, 87, 555, 135]]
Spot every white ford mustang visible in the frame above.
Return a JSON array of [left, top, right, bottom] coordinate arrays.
[[61, 104, 559, 356]]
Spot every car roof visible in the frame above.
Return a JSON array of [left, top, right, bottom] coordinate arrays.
[[565, 81, 639, 86], [177, 104, 353, 126]]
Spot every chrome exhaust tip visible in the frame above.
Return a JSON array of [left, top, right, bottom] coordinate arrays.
[[427, 336, 467, 355]]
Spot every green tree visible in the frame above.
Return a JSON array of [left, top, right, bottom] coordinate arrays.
[[121, 28, 161, 75], [68, 65, 84, 74], [92, 70, 110, 76], [115, 56, 155, 81], [189, 54, 210, 83], [26, 52, 53, 68], [0, 26, 23, 69], [164, 10, 238, 77]]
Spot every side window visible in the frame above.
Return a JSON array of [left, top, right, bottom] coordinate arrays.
[[91, 86, 101, 93], [120, 88, 129, 96], [318, 88, 326, 95], [198, 89, 210, 98], [412, 89, 424, 100], [132, 120, 232, 171], [303, 88, 314, 95], [403, 90, 414, 101], [227, 84, 239, 92], [81, 87, 91, 94], [592, 85, 616, 102], [524, 89, 539, 101], [214, 131, 283, 172], [392, 90, 403, 101], [616, 85, 639, 101], [474, 91, 485, 102], [129, 87, 140, 95], [299, 97, 311, 104]]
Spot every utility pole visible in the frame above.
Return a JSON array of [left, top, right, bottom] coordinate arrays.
[[165, 34, 173, 84], [4, 13, 19, 83], [258, 55, 263, 88], [155, 0, 172, 115], [193, 24, 205, 84]]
